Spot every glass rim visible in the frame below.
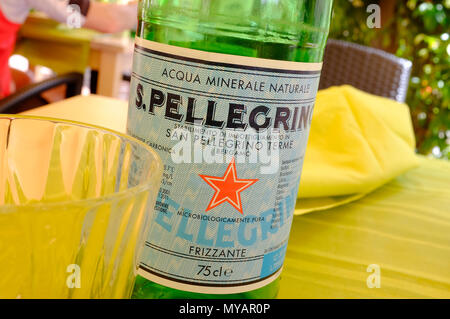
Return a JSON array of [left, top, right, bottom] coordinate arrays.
[[0, 114, 163, 210]]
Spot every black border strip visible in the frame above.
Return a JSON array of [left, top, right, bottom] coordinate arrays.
[[139, 263, 281, 288], [145, 242, 264, 262], [135, 44, 322, 76]]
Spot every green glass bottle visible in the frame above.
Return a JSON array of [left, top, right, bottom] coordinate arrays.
[[127, 0, 333, 299]]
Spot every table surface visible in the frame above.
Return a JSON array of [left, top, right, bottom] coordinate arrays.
[[22, 95, 450, 298]]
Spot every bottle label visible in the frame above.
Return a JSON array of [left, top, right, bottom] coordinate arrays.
[[127, 37, 321, 294]]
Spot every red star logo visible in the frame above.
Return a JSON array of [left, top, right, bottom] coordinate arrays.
[[199, 158, 258, 214]]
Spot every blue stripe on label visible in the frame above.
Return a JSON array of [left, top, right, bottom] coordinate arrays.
[[260, 243, 288, 278]]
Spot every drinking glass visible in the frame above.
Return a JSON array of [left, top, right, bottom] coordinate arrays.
[[0, 115, 162, 298]]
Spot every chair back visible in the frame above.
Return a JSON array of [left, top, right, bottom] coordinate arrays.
[[319, 39, 412, 102], [0, 72, 83, 113]]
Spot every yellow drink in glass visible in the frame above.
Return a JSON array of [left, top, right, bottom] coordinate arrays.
[[0, 115, 162, 298]]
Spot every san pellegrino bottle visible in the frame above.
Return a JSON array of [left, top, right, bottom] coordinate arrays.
[[127, 0, 333, 298]]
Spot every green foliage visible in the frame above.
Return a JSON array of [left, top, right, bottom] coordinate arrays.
[[329, 0, 449, 159]]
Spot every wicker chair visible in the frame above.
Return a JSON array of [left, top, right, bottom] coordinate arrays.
[[319, 39, 412, 102]]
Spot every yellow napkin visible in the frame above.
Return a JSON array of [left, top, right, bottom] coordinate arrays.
[[296, 85, 420, 214]]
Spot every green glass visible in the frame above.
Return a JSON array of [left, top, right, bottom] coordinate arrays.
[[132, 0, 333, 299]]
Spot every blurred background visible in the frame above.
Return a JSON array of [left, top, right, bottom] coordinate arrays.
[[330, 0, 449, 159]]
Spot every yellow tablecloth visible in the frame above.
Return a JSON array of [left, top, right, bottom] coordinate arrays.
[[22, 95, 450, 298]]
